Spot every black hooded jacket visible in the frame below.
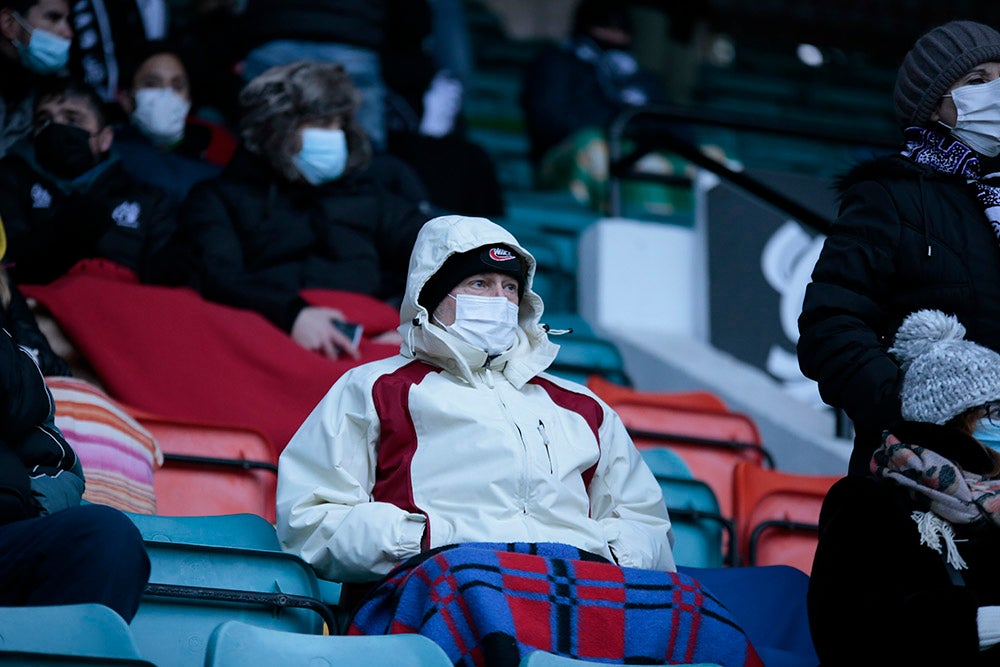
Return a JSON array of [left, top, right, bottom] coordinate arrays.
[[178, 147, 428, 331], [798, 154, 1000, 474]]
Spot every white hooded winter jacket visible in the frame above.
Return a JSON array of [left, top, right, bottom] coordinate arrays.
[[276, 215, 675, 582]]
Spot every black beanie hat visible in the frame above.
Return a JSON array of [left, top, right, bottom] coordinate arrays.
[[420, 244, 527, 315], [894, 20, 1000, 127]]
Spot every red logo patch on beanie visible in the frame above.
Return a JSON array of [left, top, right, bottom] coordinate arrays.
[[489, 247, 516, 262]]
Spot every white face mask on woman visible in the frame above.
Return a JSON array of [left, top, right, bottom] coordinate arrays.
[[441, 294, 519, 356], [132, 87, 191, 146], [940, 77, 1000, 157]]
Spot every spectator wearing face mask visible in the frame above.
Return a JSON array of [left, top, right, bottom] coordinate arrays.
[[114, 41, 237, 206], [798, 21, 1000, 477], [0, 77, 193, 286], [0, 0, 73, 158], [178, 61, 430, 360]]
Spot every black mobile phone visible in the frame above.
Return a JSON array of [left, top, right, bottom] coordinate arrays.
[[331, 320, 364, 348]]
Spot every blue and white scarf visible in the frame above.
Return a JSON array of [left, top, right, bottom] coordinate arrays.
[[901, 126, 1000, 240]]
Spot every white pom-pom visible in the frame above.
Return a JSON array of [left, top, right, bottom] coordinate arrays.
[[889, 309, 966, 367]]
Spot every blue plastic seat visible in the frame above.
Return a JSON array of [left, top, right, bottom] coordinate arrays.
[[0, 603, 154, 666], [205, 622, 453, 667], [640, 446, 694, 479], [547, 334, 631, 386], [125, 512, 281, 550], [654, 474, 733, 568], [126, 513, 342, 667], [520, 650, 722, 666]]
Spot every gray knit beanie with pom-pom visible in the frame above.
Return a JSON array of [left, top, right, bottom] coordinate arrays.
[[889, 310, 1000, 425]]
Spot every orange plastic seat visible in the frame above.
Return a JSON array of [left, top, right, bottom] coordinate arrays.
[[587, 376, 729, 413], [610, 402, 773, 520], [733, 461, 840, 573], [129, 410, 278, 522]]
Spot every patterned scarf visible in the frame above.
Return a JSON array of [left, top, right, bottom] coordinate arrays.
[[872, 437, 1000, 568], [901, 126, 1000, 240]]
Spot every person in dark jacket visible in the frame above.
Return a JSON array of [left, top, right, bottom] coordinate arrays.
[[0, 77, 191, 286], [0, 0, 72, 158], [0, 217, 149, 620], [179, 61, 428, 360], [240, 0, 388, 148], [798, 20, 1000, 476], [114, 41, 236, 206], [810, 310, 1000, 665]]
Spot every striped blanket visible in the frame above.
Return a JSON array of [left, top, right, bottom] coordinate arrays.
[[349, 543, 763, 666]]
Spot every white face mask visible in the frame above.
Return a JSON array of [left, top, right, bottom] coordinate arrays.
[[941, 77, 1000, 157], [131, 87, 191, 146], [444, 294, 519, 356]]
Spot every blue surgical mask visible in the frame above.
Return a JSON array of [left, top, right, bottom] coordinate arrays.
[[292, 128, 348, 185], [973, 418, 1000, 451], [14, 14, 70, 74]]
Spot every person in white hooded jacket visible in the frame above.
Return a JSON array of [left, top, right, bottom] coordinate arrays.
[[276, 214, 675, 584]]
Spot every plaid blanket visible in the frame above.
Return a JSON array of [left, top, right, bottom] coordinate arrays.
[[348, 543, 763, 666]]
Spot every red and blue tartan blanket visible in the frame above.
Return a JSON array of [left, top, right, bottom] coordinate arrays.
[[348, 542, 763, 666]]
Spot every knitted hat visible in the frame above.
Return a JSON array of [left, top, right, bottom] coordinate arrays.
[[889, 310, 1000, 425], [893, 20, 1000, 127], [420, 244, 527, 315]]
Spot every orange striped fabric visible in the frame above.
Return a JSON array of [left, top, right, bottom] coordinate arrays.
[[46, 377, 163, 514]]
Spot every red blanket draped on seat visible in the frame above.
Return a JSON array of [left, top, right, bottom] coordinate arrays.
[[23, 260, 400, 453]]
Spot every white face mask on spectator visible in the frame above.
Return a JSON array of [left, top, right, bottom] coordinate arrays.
[[941, 77, 1000, 157], [444, 294, 519, 356], [132, 87, 190, 146]]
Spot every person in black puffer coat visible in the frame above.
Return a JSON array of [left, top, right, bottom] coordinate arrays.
[[179, 61, 429, 361], [0, 77, 192, 287], [798, 20, 1000, 476]]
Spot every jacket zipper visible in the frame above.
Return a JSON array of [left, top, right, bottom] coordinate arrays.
[[538, 420, 553, 474]]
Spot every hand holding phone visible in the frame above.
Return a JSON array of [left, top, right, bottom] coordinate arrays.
[[331, 319, 364, 349]]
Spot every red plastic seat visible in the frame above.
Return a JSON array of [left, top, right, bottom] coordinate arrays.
[[587, 376, 729, 413], [129, 410, 278, 522], [733, 461, 840, 573]]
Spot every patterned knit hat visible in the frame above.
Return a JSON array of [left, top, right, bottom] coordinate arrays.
[[889, 310, 1000, 425], [893, 20, 1000, 127]]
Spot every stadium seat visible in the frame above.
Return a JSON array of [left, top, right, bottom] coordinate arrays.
[[520, 651, 722, 666], [125, 511, 281, 550], [654, 474, 733, 568], [587, 375, 728, 413], [129, 411, 278, 522], [124, 511, 343, 608], [546, 333, 631, 386], [0, 603, 154, 666], [130, 538, 336, 667], [733, 462, 839, 573], [640, 446, 694, 479], [205, 621, 453, 667], [611, 402, 773, 520]]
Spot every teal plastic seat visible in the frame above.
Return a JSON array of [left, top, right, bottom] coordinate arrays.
[[0, 603, 154, 666], [520, 650, 722, 666], [547, 334, 631, 386], [126, 513, 343, 667], [205, 622, 453, 667], [655, 475, 734, 568], [125, 512, 280, 550], [640, 446, 694, 479]]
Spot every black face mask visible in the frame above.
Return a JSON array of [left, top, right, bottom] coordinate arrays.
[[34, 123, 99, 179]]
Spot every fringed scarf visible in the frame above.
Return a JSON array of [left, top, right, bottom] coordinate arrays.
[[871, 436, 1000, 569], [901, 126, 1000, 240]]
